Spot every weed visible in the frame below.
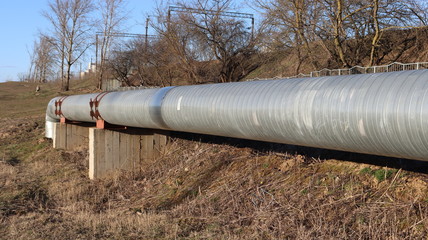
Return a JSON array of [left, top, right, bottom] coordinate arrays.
[[373, 169, 395, 182], [360, 167, 373, 175], [359, 167, 397, 182]]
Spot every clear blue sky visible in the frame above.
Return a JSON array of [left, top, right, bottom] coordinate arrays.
[[0, 0, 158, 82], [0, 0, 254, 83]]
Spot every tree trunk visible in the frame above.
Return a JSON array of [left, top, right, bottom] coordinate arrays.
[[334, 0, 350, 67], [369, 0, 380, 66]]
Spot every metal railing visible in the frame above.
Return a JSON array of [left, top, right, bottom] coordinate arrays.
[[248, 62, 428, 81], [102, 78, 160, 92], [310, 62, 428, 77], [117, 86, 160, 91]]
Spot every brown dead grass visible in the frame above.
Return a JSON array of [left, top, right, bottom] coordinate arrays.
[[2, 113, 427, 239], [1, 80, 428, 239]]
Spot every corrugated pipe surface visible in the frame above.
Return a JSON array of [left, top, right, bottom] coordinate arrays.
[[46, 70, 428, 161]]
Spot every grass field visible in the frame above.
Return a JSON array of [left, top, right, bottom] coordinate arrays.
[[0, 80, 427, 239]]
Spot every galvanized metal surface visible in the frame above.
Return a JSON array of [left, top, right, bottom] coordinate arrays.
[[61, 93, 99, 123], [97, 89, 161, 129], [46, 70, 428, 161], [45, 97, 61, 138]]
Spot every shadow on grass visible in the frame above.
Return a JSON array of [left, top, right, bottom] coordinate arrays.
[[171, 131, 428, 174]]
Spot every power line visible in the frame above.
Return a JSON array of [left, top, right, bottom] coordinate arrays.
[[95, 32, 158, 67], [168, 6, 254, 20], [168, 6, 255, 40], [95, 32, 157, 39]]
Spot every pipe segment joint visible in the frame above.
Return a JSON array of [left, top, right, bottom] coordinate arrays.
[[148, 86, 176, 129]]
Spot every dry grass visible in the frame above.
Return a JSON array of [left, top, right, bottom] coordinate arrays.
[[1, 81, 428, 239]]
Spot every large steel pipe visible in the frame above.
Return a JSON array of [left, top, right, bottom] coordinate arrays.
[[46, 70, 428, 161]]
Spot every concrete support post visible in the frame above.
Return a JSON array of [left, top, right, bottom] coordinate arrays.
[[58, 123, 67, 149], [88, 127, 170, 179], [89, 128, 105, 179], [53, 122, 89, 150], [65, 123, 73, 149], [53, 122, 67, 149], [54, 123, 169, 179], [52, 122, 61, 149], [153, 130, 169, 157], [140, 129, 154, 164]]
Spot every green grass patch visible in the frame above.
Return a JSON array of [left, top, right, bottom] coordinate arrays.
[[359, 167, 397, 182]]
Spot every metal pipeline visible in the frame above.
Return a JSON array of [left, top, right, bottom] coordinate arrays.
[[46, 70, 428, 161], [45, 97, 61, 139]]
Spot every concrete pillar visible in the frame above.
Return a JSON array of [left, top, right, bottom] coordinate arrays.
[[65, 123, 73, 150], [88, 127, 169, 179], [59, 123, 67, 149], [141, 129, 154, 164], [153, 130, 169, 158], [52, 122, 60, 149], [53, 122, 67, 149], [89, 128, 105, 179], [52, 124, 167, 179], [104, 130, 114, 172], [124, 130, 142, 171], [119, 133, 132, 170], [53, 122, 89, 150]]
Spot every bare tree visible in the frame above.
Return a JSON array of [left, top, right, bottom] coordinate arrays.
[[314, 0, 373, 67], [254, 0, 321, 72], [26, 35, 55, 83], [33, 35, 55, 83], [107, 42, 135, 86], [26, 44, 37, 82], [255, 0, 427, 68], [151, 6, 203, 84], [368, 0, 426, 66], [369, 0, 380, 66], [177, 0, 256, 82], [96, 0, 128, 90], [151, 0, 256, 83], [136, 37, 181, 87], [44, 0, 94, 91], [43, 0, 68, 87]]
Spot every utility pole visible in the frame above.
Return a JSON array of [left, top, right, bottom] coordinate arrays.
[[251, 17, 255, 42], [95, 34, 99, 73], [167, 7, 172, 33], [145, 16, 150, 50]]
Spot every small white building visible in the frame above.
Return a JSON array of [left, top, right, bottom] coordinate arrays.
[[80, 62, 97, 78]]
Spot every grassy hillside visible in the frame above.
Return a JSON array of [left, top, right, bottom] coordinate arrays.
[[1, 78, 428, 239]]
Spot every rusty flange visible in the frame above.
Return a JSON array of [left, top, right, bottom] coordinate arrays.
[[54, 96, 69, 117], [89, 92, 110, 120]]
